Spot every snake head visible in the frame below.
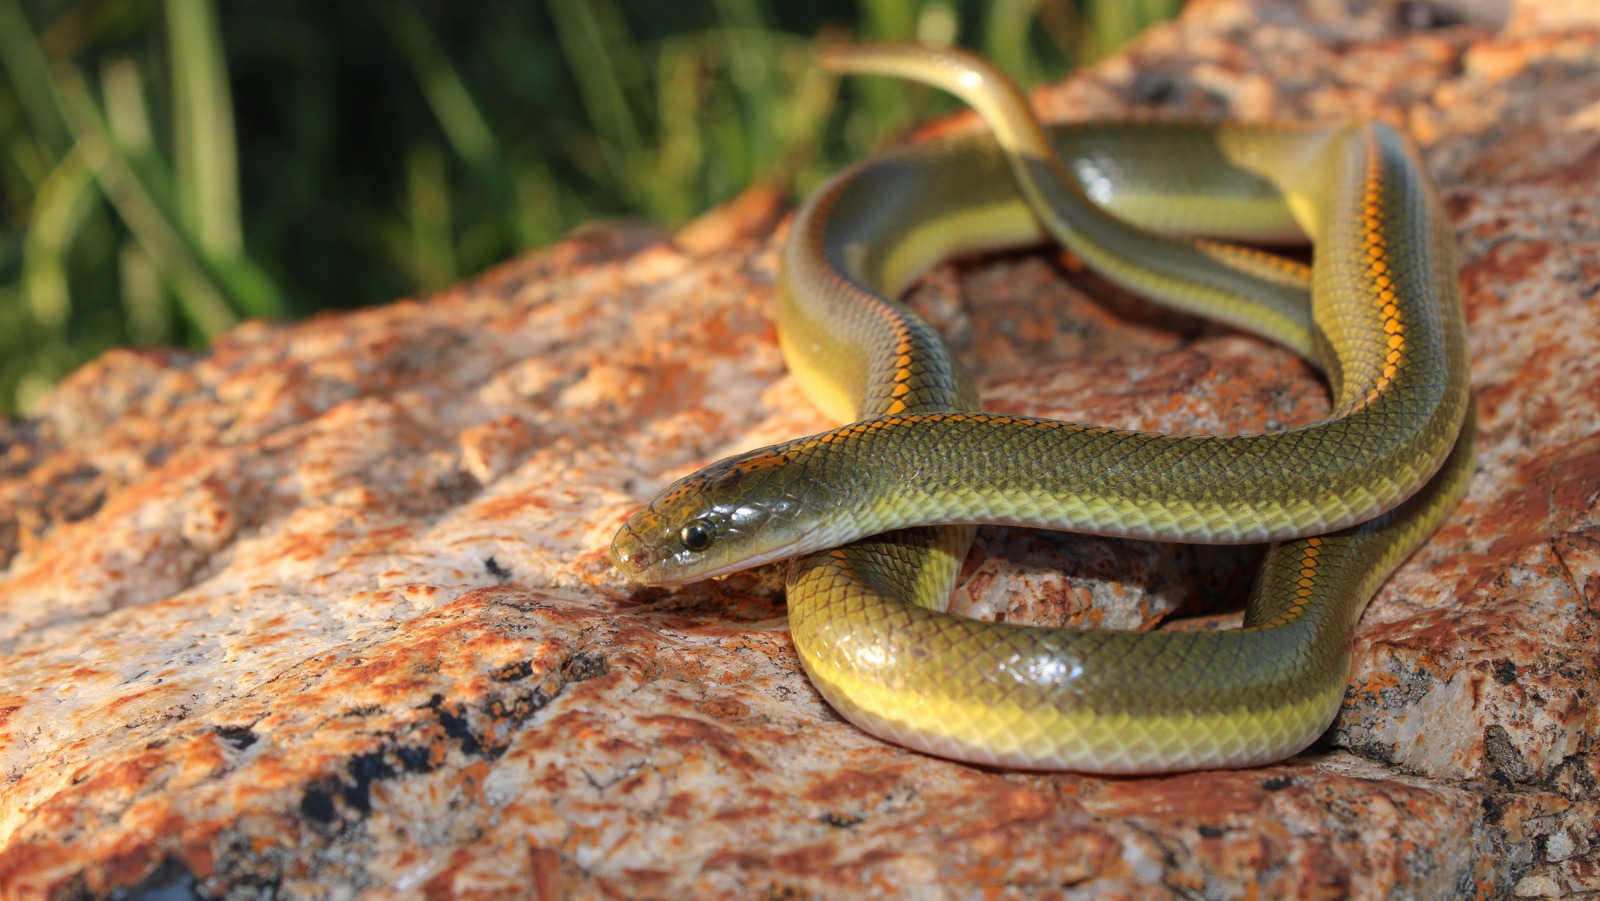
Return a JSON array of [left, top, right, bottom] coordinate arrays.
[[611, 443, 836, 586]]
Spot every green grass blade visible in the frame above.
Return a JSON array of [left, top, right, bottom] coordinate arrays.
[[1085, 0, 1182, 57], [166, 0, 241, 258], [379, 3, 499, 169], [0, 1, 1183, 417], [120, 240, 169, 345], [982, 0, 1044, 83], [404, 143, 455, 289], [21, 144, 95, 330], [0, 0, 70, 152], [53, 66, 239, 337], [545, 0, 646, 207]]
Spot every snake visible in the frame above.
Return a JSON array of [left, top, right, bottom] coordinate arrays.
[[610, 44, 1474, 773]]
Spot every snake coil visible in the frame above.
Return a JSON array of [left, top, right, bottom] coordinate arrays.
[[613, 45, 1473, 773]]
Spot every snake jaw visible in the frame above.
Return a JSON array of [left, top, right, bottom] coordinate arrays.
[[611, 515, 808, 588], [612, 443, 844, 586], [611, 480, 815, 586]]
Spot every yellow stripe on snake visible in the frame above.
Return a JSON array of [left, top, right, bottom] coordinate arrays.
[[612, 45, 1474, 773]]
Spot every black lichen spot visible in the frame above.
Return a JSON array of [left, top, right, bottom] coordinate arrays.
[[110, 856, 199, 901], [342, 750, 397, 815], [215, 724, 257, 750], [396, 744, 438, 773], [492, 659, 534, 683], [1344, 738, 1400, 767], [209, 829, 287, 896], [1198, 824, 1226, 838], [1262, 775, 1295, 792], [1480, 793, 1505, 825], [1130, 70, 1179, 105], [434, 469, 481, 506], [1396, 0, 1465, 30], [562, 650, 608, 683], [491, 593, 547, 613], [60, 464, 107, 522], [485, 556, 513, 583], [766, 883, 809, 901], [300, 782, 338, 824], [429, 696, 483, 756], [1492, 659, 1518, 685]]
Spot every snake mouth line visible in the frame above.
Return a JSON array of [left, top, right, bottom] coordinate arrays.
[[670, 542, 808, 587], [616, 534, 809, 588]]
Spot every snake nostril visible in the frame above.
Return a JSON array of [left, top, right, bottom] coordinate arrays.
[[610, 528, 654, 574]]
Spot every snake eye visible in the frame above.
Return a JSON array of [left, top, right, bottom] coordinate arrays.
[[680, 519, 715, 552]]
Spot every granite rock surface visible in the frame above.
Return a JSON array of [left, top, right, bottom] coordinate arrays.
[[2, 0, 1598, 897]]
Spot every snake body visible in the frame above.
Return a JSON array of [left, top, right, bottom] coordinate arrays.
[[611, 46, 1473, 772]]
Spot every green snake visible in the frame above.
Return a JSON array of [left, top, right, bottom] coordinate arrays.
[[611, 45, 1474, 773]]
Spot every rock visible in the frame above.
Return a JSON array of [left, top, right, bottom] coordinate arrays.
[[1, 0, 1597, 896]]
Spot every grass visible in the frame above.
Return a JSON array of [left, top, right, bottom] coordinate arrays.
[[0, 0, 1180, 416]]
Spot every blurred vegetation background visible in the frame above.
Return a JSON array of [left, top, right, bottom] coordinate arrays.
[[0, 0, 1180, 416]]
